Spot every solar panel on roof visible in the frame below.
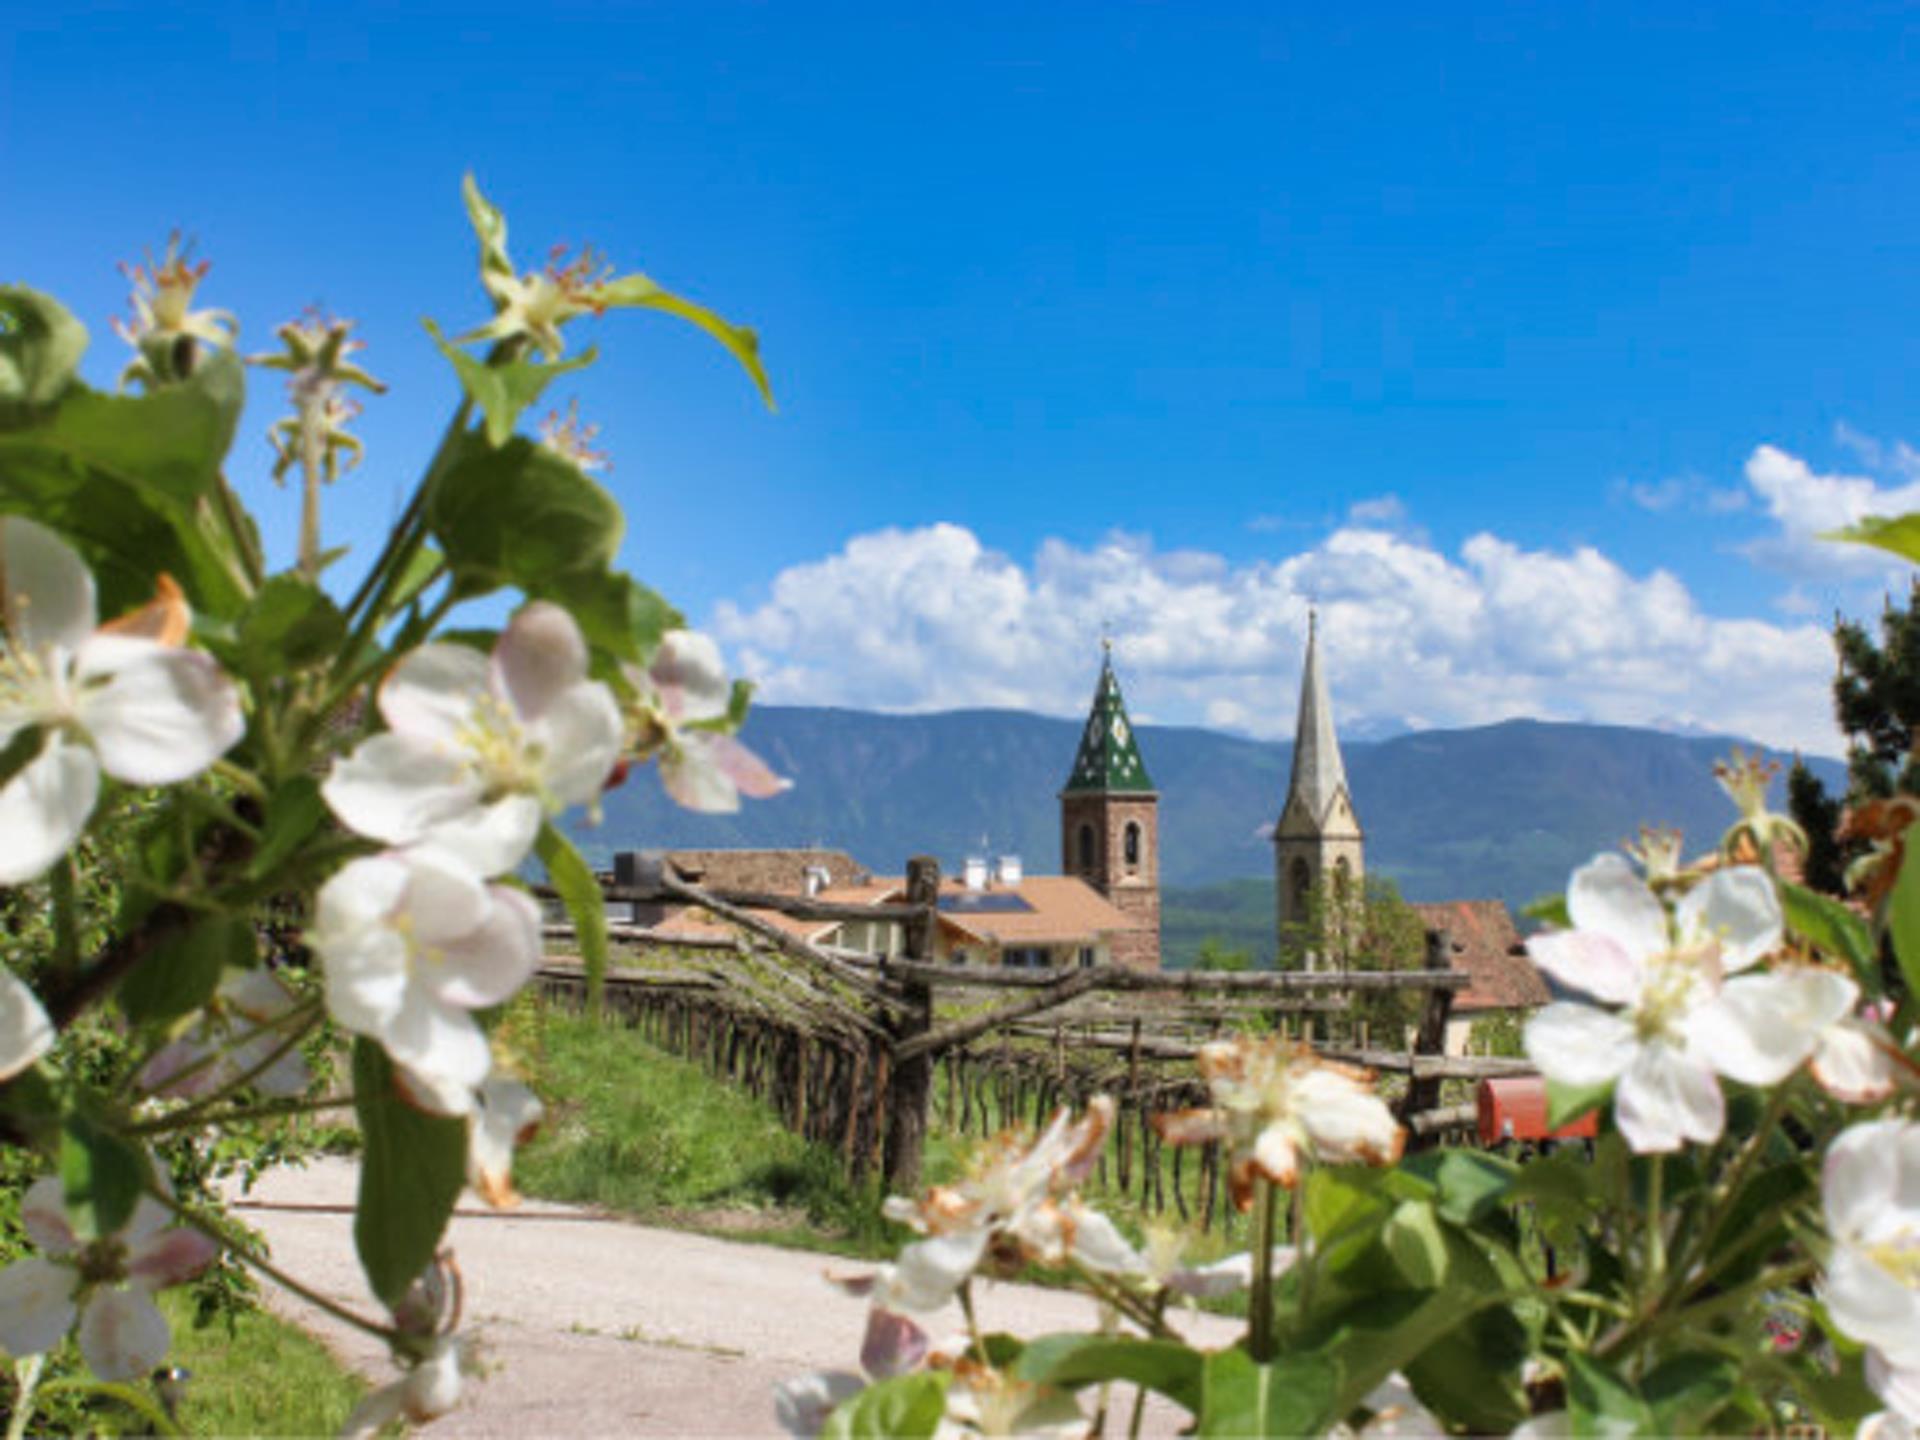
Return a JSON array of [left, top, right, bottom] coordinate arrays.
[[937, 893, 1036, 914]]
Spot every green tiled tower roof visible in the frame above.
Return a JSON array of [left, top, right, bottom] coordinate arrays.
[[1062, 647, 1154, 794]]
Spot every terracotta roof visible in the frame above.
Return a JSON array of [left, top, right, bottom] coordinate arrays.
[[616, 848, 870, 896], [924, 874, 1143, 947], [1410, 900, 1548, 1013]]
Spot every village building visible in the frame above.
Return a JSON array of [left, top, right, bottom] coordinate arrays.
[[616, 649, 1162, 970], [1272, 614, 1548, 1046]]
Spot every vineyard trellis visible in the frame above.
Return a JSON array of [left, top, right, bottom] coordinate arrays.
[[535, 852, 1534, 1221]]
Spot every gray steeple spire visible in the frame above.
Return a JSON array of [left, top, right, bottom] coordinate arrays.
[[1284, 609, 1351, 826]]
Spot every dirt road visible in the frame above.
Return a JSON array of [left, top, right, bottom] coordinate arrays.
[[232, 1158, 1239, 1436]]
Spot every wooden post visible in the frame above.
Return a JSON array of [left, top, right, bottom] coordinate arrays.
[[1397, 928, 1456, 1138], [883, 856, 940, 1192]]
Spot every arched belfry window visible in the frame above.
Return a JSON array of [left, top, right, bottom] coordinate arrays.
[[1334, 856, 1352, 897], [1290, 857, 1312, 917], [1123, 821, 1142, 870], [1077, 823, 1096, 874]]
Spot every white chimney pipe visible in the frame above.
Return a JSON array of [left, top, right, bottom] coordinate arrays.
[[995, 855, 1023, 888], [963, 856, 988, 891]]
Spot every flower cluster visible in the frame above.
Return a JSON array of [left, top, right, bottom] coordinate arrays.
[[622, 629, 789, 814], [111, 232, 237, 387], [1153, 1035, 1405, 1205], [1523, 853, 1893, 1152]]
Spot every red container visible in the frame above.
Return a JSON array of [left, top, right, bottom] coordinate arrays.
[[1476, 1076, 1599, 1145]]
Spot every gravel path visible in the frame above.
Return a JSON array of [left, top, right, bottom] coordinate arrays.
[[233, 1158, 1240, 1437]]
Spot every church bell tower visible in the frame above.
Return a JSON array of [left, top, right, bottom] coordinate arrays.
[[1274, 611, 1364, 962], [1060, 643, 1161, 969]]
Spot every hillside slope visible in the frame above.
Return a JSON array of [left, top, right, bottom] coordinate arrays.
[[570, 706, 1841, 908]]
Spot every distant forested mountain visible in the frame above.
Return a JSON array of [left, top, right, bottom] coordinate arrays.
[[568, 706, 1841, 920]]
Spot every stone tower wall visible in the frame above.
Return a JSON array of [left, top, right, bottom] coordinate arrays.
[[1060, 792, 1162, 970]]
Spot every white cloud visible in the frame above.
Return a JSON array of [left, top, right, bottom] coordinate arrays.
[[713, 519, 1842, 756], [1347, 494, 1408, 527], [1611, 474, 1748, 515], [1740, 443, 1920, 578]]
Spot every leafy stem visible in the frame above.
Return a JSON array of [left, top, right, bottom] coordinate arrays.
[[1250, 1177, 1278, 1362]]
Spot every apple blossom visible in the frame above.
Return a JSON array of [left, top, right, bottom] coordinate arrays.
[[0, 517, 244, 884], [0, 1177, 218, 1381], [309, 847, 541, 1095], [937, 1359, 1088, 1439], [623, 629, 789, 813], [0, 967, 54, 1082], [1821, 1117, 1920, 1427], [1522, 854, 1844, 1153], [1153, 1036, 1404, 1206], [111, 233, 236, 388], [775, 1371, 868, 1438], [538, 398, 610, 472], [322, 602, 622, 875], [137, 968, 309, 1100]]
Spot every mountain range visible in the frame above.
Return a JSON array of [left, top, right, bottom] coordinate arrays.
[[566, 705, 1844, 913]]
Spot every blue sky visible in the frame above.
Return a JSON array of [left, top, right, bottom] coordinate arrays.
[[6, 2, 1918, 754]]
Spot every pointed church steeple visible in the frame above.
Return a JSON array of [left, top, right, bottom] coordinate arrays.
[[1274, 610, 1365, 953], [1059, 643, 1161, 968], [1062, 641, 1154, 794], [1283, 609, 1352, 827]]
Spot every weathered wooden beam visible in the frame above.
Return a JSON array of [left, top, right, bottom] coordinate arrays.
[[877, 959, 1471, 994], [882, 858, 941, 1190], [1407, 1103, 1478, 1136]]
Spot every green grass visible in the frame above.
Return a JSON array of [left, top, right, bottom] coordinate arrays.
[[158, 1291, 369, 1437], [509, 1002, 904, 1256]]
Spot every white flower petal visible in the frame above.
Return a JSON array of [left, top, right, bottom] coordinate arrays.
[[316, 918, 411, 1039], [119, 1192, 174, 1248], [1524, 1003, 1636, 1087], [710, 733, 791, 800], [19, 1177, 77, 1256], [1677, 866, 1783, 973], [77, 1285, 170, 1381], [1813, 1018, 1901, 1105], [421, 886, 540, 1010], [886, 1227, 990, 1313], [1827, 1244, 1920, 1357], [0, 736, 99, 884], [651, 631, 731, 723], [1526, 930, 1641, 1005], [660, 741, 741, 813], [1169, 1247, 1297, 1299], [423, 793, 542, 878], [340, 1380, 408, 1440], [74, 637, 243, 784], [0, 969, 54, 1082], [532, 682, 623, 810], [379, 990, 492, 1093], [399, 1336, 462, 1422], [323, 733, 483, 848], [127, 1229, 219, 1290], [1567, 854, 1667, 964], [0, 1258, 77, 1357], [1824, 1120, 1905, 1239], [774, 1371, 866, 1438], [1, 516, 96, 654], [399, 848, 491, 946], [1688, 968, 1856, 1087], [315, 854, 411, 934], [1296, 1068, 1405, 1166], [860, 1307, 929, 1379], [469, 1074, 544, 1207], [379, 643, 491, 743], [494, 602, 587, 724], [1866, 1350, 1920, 1431], [1067, 1207, 1146, 1276], [1615, 1043, 1723, 1153], [393, 1060, 478, 1118]]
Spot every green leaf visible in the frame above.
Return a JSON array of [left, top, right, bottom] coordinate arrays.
[[424, 318, 597, 447], [537, 567, 682, 667], [1382, 1200, 1450, 1287], [236, 574, 347, 675], [248, 777, 331, 884], [1565, 1353, 1655, 1437], [598, 272, 775, 409], [427, 431, 622, 596], [1886, 821, 1920, 1000], [820, 1372, 949, 1440], [1403, 1303, 1530, 1433], [117, 913, 253, 1025], [351, 1038, 467, 1307], [1016, 1335, 1204, 1415], [58, 1115, 148, 1241], [462, 173, 514, 280], [390, 543, 446, 614], [1821, 513, 1920, 567], [1548, 1077, 1612, 1130], [1404, 1149, 1518, 1226], [537, 823, 608, 1012], [0, 286, 89, 410], [1523, 892, 1571, 928], [1641, 1353, 1738, 1434], [0, 351, 251, 617], [1197, 1349, 1336, 1439], [1780, 880, 1879, 990]]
